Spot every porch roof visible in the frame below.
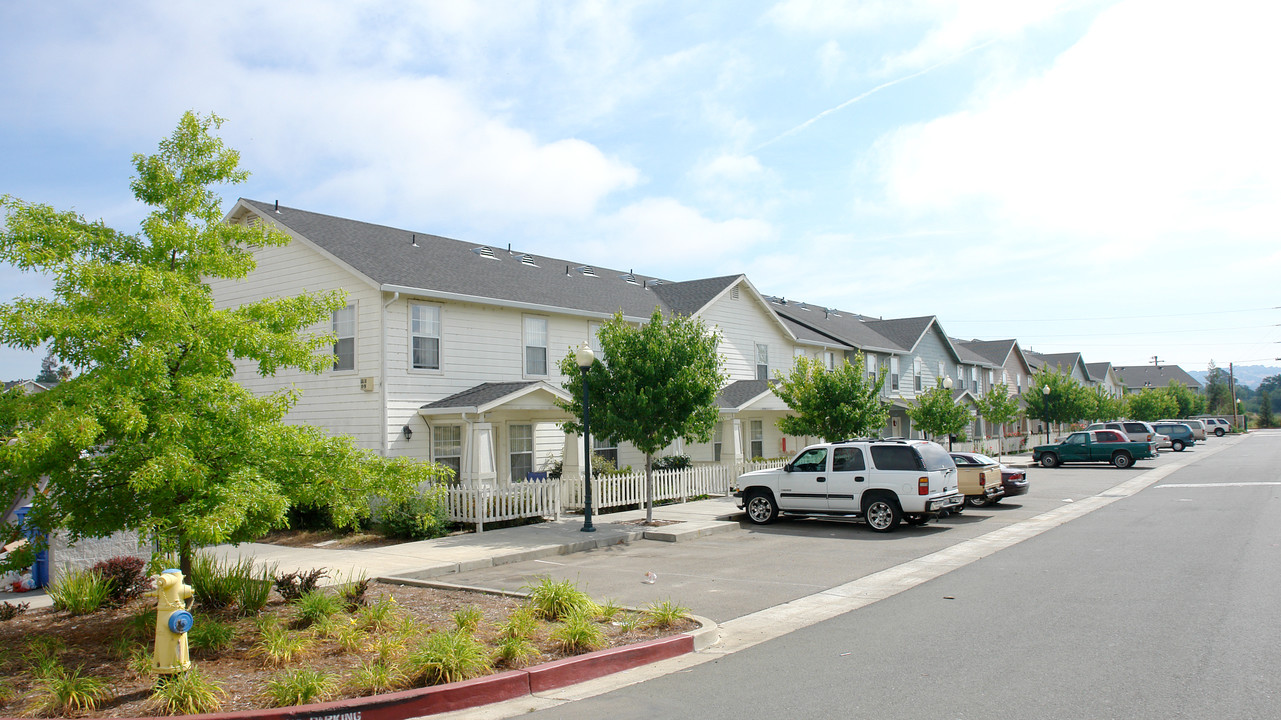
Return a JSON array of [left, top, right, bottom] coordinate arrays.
[[418, 381, 572, 416]]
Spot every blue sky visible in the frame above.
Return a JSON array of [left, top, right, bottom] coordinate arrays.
[[2, 0, 1278, 381]]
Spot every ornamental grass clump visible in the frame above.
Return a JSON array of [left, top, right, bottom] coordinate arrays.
[[522, 577, 599, 621], [493, 635, 539, 668], [293, 589, 345, 627], [263, 668, 336, 707], [451, 605, 483, 633], [549, 611, 607, 654], [404, 630, 492, 686], [348, 658, 409, 696], [147, 666, 227, 715], [644, 599, 691, 629], [252, 623, 314, 666], [26, 664, 111, 717], [188, 617, 237, 655], [47, 568, 111, 616]]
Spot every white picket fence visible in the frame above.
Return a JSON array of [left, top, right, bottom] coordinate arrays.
[[439, 459, 789, 531]]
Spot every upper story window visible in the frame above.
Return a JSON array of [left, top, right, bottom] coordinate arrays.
[[411, 304, 441, 370], [913, 357, 923, 392], [825, 351, 836, 370], [890, 357, 900, 391], [866, 353, 877, 384], [524, 316, 548, 376], [756, 343, 769, 381], [956, 364, 965, 390], [1017, 373, 1024, 394], [332, 304, 356, 371], [971, 366, 979, 391]]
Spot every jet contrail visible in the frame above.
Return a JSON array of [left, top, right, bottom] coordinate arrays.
[[753, 39, 997, 152]]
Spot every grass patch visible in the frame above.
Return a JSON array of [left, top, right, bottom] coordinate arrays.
[[47, 568, 111, 616], [147, 666, 227, 715]]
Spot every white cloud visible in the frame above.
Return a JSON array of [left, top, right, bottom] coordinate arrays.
[[871, 0, 1281, 245], [584, 198, 775, 277]]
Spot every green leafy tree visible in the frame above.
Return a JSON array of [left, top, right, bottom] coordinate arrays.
[[975, 384, 1022, 458], [1029, 368, 1093, 430], [773, 352, 888, 442], [557, 308, 725, 523], [0, 112, 438, 577], [1203, 363, 1233, 414], [906, 380, 972, 444], [35, 350, 59, 384], [1257, 390, 1274, 428], [1085, 386, 1124, 422], [1124, 389, 1179, 421], [1162, 381, 1204, 418]]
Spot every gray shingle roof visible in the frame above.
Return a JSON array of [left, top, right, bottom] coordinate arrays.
[[650, 275, 742, 317], [957, 339, 1018, 366], [242, 199, 673, 319], [420, 381, 543, 410], [1029, 352, 1089, 380], [716, 379, 776, 410], [770, 305, 900, 353], [1112, 365, 1202, 391], [861, 316, 936, 352]]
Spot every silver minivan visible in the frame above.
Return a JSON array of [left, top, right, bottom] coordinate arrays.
[[1160, 418, 1206, 441], [1086, 420, 1159, 445]]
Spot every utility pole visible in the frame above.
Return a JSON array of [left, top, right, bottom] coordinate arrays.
[[1151, 355, 1161, 367]]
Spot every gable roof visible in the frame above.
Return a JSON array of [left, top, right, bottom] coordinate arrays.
[[1111, 365, 1203, 391], [769, 304, 900, 353], [233, 199, 671, 321], [957, 339, 1023, 368], [716, 379, 777, 411], [1027, 351, 1093, 381], [418, 381, 572, 415], [649, 275, 740, 316], [861, 315, 970, 364], [1085, 362, 1120, 385]]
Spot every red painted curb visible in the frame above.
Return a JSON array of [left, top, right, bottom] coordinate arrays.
[[527, 635, 695, 693], [21, 633, 699, 720]]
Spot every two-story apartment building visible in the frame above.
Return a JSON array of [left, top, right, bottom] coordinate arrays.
[[211, 200, 828, 487]]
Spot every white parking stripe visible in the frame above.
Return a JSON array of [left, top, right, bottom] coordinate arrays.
[[1154, 482, 1281, 488]]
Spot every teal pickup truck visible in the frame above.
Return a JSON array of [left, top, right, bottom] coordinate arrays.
[[1033, 429, 1157, 469]]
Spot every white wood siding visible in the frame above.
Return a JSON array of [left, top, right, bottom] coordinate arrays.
[[698, 283, 796, 381]]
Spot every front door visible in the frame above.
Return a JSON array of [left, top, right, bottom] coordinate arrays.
[[779, 447, 829, 511]]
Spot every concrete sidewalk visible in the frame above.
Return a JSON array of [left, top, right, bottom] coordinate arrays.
[[6, 496, 746, 609]]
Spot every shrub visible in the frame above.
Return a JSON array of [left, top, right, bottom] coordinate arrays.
[[550, 612, 606, 653], [0, 601, 29, 621], [90, 556, 152, 606], [500, 606, 541, 640], [274, 568, 329, 602], [48, 568, 111, 616], [355, 596, 401, 632], [404, 630, 492, 685], [26, 665, 111, 716], [644, 599, 690, 629], [378, 488, 450, 540], [522, 577, 598, 621], [493, 635, 539, 668], [147, 666, 226, 715], [651, 455, 691, 470], [338, 573, 372, 610], [294, 590, 344, 627], [263, 668, 335, 707], [188, 618, 237, 655]]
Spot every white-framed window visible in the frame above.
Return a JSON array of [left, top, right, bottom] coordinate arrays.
[[755, 344, 769, 381], [589, 322, 604, 363], [749, 420, 764, 459], [592, 436, 618, 468], [890, 357, 899, 391], [524, 316, 548, 376], [410, 303, 441, 370], [866, 353, 877, 384], [938, 361, 945, 380], [1002, 370, 1008, 386], [971, 366, 979, 391], [509, 424, 533, 482], [957, 364, 965, 391], [987, 369, 994, 387], [913, 357, 923, 392], [432, 425, 462, 484], [825, 351, 836, 370], [332, 304, 356, 371], [1017, 373, 1023, 394], [713, 422, 723, 462]]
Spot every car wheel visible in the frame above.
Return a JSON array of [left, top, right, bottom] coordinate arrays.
[[863, 495, 902, 533], [744, 490, 779, 525], [1172, 440, 1185, 452], [1215, 428, 1225, 437], [1112, 452, 1132, 468], [1040, 453, 1059, 468], [967, 494, 990, 508]]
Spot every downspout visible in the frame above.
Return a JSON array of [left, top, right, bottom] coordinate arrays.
[[381, 292, 399, 456]]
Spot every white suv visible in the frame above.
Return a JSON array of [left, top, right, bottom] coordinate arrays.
[[1195, 417, 1230, 437], [1086, 421, 1159, 444], [733, 439, 963, 532]]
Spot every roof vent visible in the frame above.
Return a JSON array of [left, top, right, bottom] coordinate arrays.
[[620, 270, 639, 285], [520, 254, 538, 267], [473, 246, 499, 260], [644, 279, 665, 288], [577, 265, 598, 277], [411, 234, 419, 248]]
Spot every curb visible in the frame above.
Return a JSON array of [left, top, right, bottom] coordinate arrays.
[[43, 621, 714, 720]]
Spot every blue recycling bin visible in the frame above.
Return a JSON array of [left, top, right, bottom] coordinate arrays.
[[12, 506, 48, 588]]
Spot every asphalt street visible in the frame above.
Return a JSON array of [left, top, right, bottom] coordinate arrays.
[[437, 431, 1281, 720]]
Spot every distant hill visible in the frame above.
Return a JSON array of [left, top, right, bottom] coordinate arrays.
[[1187, 365, 1279, 390]]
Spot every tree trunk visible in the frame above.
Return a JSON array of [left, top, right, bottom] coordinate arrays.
[[179, 534, 193, 580], [644, 453, 654, 524]]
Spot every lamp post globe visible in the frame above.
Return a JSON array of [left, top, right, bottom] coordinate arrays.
[[576, 342, 596, 532], [1042, 384, 1051, 444]]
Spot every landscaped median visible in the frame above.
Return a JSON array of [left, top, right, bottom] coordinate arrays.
[[107, 628, 712, 720]]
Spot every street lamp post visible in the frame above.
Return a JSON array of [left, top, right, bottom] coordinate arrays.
[[575, 342, 596, 533], [1042, 384, 1051, 444], [943, 376, 954, 450]]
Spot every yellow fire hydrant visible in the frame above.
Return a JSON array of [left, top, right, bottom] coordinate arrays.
[[151, 569, 194, 676]]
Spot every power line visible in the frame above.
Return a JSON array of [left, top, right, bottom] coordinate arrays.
[[944, 306, 1278, 324]]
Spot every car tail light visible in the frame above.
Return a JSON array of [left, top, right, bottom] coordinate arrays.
[[979, 472, 986, 486], [918, 477, 929, 495]]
